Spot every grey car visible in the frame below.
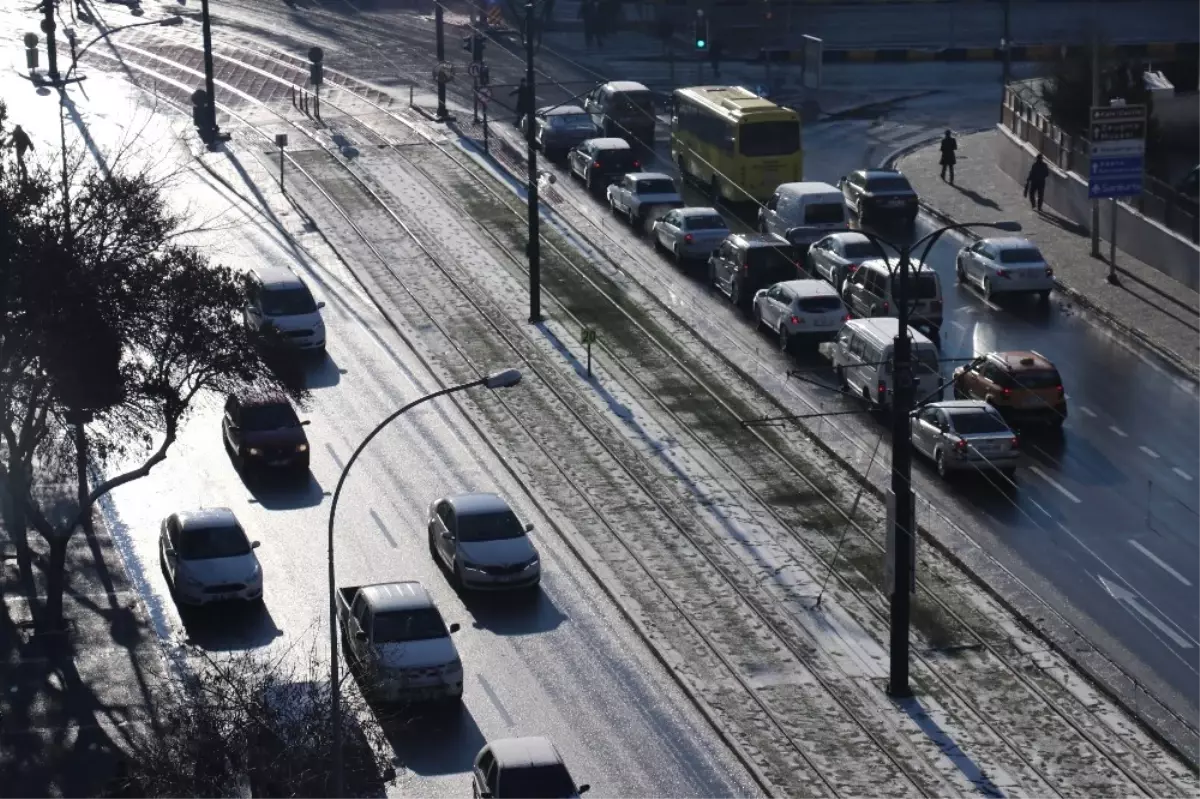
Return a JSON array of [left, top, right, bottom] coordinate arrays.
[[651, 207, 730, 263], [522, 105, 600, 159], [911, 400, 1021, 480], [806, 232, 880, 291]]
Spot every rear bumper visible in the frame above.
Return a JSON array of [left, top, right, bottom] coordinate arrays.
[[944, 452, 1021, 472], [1000, 403, 1067, 424], [989, 276, 1054, 293]]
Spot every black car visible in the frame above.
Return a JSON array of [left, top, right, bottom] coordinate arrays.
[[222, 389, 310, 474], [567, 137, 642, 193], [838, 168, 919, 226], [708, 233, 805, 309]]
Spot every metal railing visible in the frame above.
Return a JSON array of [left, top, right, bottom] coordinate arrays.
[[1001, 84, 1198, 242]]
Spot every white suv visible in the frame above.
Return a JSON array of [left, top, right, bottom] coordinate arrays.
[[243, 266, 326, 353], [753, 279, 849, 352]]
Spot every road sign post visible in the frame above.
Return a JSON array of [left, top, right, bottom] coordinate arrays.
[[1087, 102, 1146, 283], [581, 328, 597, 378], [275, 133, 288, 189]]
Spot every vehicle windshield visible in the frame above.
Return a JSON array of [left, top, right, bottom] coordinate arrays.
[[747, 245, 801, 274], [372, 608, 449, 643], [842, 241, 878, 260], [866, 176, 913, 193], [457, 510, 527, 542], [242, 402, 300, 431], [684, 214, 728, 231], [1014, 369, 1061, 389], [261, 287, 317, 316], [739, 121, 801, 157], [497, 764, 577, 799], [594, 148, 636, 169], [804, 203, 845, 225], [950, 410, 1010, 435], [892, 272, 939, 300], [796, 296, 843, 313], [179, 525, 252, 560], [999, 248, 1044, 264], [551, 114, 594, 131], [637, 179, 676, 195]]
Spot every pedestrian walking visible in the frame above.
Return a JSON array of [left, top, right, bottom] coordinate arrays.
[[939, 129, 957, 184], [709, 40, 723, 80], [1024, 153, 1049, 211], [510, 78, 532, 127], [8, 124, 33, 181]]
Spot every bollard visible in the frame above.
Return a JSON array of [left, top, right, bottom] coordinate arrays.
[[291, 84, 296, 108], [483, 103, 489, 155]]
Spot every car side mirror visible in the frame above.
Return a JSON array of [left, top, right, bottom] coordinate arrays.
[[354, 630, 367, 642], [300, 420, 311, 426], [442, 530, 454, 540], [251, 540, 261, 549], [523, 522, 534, 533], [246, 305, 260, 316], [449, 623, 461, 634], [480, 792, 493, 799], [578, 785, 591, 795], [317, 301, 326, 309]]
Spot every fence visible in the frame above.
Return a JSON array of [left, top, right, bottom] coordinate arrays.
[[1000, 84, 1198, 242]]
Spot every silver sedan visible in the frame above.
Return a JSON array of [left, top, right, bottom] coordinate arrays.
[[651, 207, 731, 263], [911, 400, 1021, 480], [806, 232, 880, 290]]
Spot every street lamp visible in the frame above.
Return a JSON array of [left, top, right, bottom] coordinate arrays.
[[850, 220, 1020, 699], [326, 368, 523, 797], [60, 15, 183, 86]]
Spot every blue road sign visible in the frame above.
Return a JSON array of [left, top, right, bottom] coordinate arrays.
[[1088, 104, 1146, 199]]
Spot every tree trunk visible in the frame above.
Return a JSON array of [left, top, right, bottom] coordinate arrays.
[[45, 533, 69, 631], [75, 421, 92, 535]]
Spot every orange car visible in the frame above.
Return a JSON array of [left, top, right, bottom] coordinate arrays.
[[952, 350, 1066, 429]]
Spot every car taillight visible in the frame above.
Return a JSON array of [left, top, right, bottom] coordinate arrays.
[[742, 262, 750, 273], [1010, 436, 1019, 449], [843, 313, 852, 321], [593, 160, 602, 168], [996, 268, 1009, 277], [790, 314, 802, 325], [1002, 387, 1012, 396], [632, 160, 641, 168], [1045, 267, 1054, 276], [1056, 384, 1064, 395], [878, 382, 887, 398], [847, 263, 860, 272], [881, 301, 890, 313], [955, 439, 968, 452], [684, 234, 694, 243], [932, 300, 943, 311]]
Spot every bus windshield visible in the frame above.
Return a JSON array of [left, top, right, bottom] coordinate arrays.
[[739, 121, 801, 157]]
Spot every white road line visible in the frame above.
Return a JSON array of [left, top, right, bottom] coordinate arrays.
[[1029, 466, 1082, 503], [1079, 406, 1097, 418], [1139, 445, 1160, 459], [1129, 539, 1192, 586], [1173, 467, 1193, 482], [1109, 425, 1128, 437]]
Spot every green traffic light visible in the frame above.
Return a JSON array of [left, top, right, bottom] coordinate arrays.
[[696, 39, 706, 49]]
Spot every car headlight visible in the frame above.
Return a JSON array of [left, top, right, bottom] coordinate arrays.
[[445, 658, 463, 674], [182, 574, 204, 588], [247, 447, 262, 456], [462, 561, 486, 573], [521, 556, 540, 571], [295, 443, 308, 453]]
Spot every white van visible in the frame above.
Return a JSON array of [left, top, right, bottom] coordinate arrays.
[[758, 182, 848, 248], [841, 257, 944, 333], [829, 318, 942, 409]]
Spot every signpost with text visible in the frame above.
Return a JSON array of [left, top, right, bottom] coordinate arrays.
[[1088, 103, 1146, 199]]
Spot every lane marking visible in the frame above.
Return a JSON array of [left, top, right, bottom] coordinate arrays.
[[1137, 445, 1159, 459], [324, 442, 345, 470], [1129, 539, 1192, 587], [369, 509, 398, 548], [1079, 406, 1097, 418], [1173, 467, 1193, 482], [1029, 466, 1081, 504], [1109, 425, 1128, 438], [1096, 574, 1194, 650], [478, 674, 515, 726]]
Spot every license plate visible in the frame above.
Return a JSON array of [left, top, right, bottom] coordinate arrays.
[[884, 199, 904, 207], [269, 459, 291, 467], [1019, 396, 1043, 408]]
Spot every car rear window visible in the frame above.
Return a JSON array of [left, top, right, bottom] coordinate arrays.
[[998, 247, 1044, 264], [950, 410, 1010, 434], [804, 203, 845, 224], [594, 148, 636, 169], [372, 608, 449, 644], [611, 91, 655, 118], [866, 176, 913, 192], [739, 121, 801, 157], [684, 214, 727, 231], [1014, 369, 1060, 389], [747, 246, 802, 274], [796, 296, 843, 313], [241, 402, 300, 431], [550, 114, 595, 130], [843, 241, 878, 260], [891, 272, 939, 300], [637, 179, 676, 195]]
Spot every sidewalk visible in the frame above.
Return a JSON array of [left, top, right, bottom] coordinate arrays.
[[0, 484, 164, 796], [896, 129, 1200, 377]]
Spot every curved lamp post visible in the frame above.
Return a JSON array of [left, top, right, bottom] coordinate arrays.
[[61, 15, 184, 86], [846, 219, 1021, 699], [327, 368, 523, 796]]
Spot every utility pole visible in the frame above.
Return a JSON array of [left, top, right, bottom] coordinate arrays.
[[435, 3, 448, 119], [200, 0, 221, 142], [888, 250, 915, 700], [39, 0, 60, 81], [525, 1, 541, 323], [1000, 0, 1011, 110], [1089, 1, 1101, 256]]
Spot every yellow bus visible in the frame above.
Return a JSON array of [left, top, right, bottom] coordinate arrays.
[[669, 86, 803, 205]]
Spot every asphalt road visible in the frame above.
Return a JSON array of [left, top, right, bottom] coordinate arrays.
[[97, 157, 758, 797]]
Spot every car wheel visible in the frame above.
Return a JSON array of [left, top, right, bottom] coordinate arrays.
[[673, 245, 684, 265], [1037, 289, 1051, 304], [451, 559, 465, 590], [609, 196, 618, 215], [935, 449, 949, 478], [834, 365, 846, 387], [857, 200, 868, 225], [729, 279, 741, 307], [585, 169, 593, 191], [428, 528, 439, 562], [627, 206, 637, 228], [708, 261, 718, 288], [952, 382, 965, 400], [752, 302, 765, 332], [955, 257, 966, 283], [779, 327, 792, 353], [983, 277, 994, 300]]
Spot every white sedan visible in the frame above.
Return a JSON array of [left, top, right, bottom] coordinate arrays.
[[651, 207, 730, 263], [159, 508, 263, 607], [956, 237, 1054, 301], [606, 172, 683, 231]]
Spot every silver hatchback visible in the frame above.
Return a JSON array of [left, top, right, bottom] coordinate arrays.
[[911, 400, 1021, 480]]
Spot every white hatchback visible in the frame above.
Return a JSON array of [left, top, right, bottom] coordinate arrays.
[[956, 237, 1054, 301], [753, 279, 849, 352]]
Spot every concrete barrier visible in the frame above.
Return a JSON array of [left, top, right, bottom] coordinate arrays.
[[994, 125, 1200, 291], [755, 41, 1200, 64]]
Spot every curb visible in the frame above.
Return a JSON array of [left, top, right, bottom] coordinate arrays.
[[879, 144, 1200, 768]]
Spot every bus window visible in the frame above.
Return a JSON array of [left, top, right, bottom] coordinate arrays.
[[739, 121, 800, 157]]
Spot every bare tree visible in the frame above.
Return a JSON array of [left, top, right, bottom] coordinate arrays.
[[114, 639, 396, 797]]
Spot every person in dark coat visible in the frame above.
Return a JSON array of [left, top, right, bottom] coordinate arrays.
[[511, 78, 532, 127], [8, 124, 33, 180], [939, 129, 957, 184], [1025, 153, 1050, 211]]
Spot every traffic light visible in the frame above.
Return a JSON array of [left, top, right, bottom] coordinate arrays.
[[308, 45, 324, 86], [693, 15, 708, 51]]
